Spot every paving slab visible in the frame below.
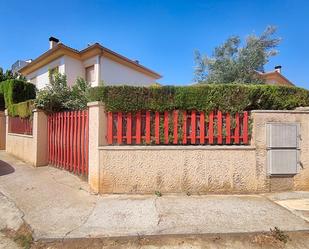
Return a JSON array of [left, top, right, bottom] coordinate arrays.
[[1, 151, 309, 241], [69, 194, 309, 238], [265, 192, 309, 222]]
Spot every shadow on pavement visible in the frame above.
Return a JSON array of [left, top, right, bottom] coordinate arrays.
[[0, 160, 15, 176]]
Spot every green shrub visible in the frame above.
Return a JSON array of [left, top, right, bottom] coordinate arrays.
[[88, 84, 309, 113], [0, 79, 36, 107], [0, 79, 36, 117], [9, 100, 34, 118], [35, 73, 91, 113]]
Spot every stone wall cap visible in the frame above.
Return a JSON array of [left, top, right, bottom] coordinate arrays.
[[32, 108, 45, 113], [98, 145, 256, 151], [7, 133, 34, 138], [87, 101, 104, 107], [295, 106, 309, 111], [251, 109, 309, 114]]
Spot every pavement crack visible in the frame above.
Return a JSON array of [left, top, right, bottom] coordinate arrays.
[[0, 190, 35, 239], [0, 190, 26, 222], [62, 202, 97, 240], [154, 197, 163, 226]]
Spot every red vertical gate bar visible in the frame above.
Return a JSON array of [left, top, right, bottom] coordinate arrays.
[[62, 113, 65, 168], [145, 111, 151, 144], [226, 113, 231, 144], [67, 113, 69, 169], [70, 112, 74, 171], [81, 111, 85, 175], [62, 113, 65, 167], [242, 111, 249, 144], [64, 112, 67, 169], [85, 110, 89, 175], [60, 113, 63, 167], [77, 111, 81, 174], [48, 116, 51, 163], [117, 112, 123, 144], [234, 113, 240, 144], [164, 111, 169, 144], [200, 112, 205, 144], [57, 113, 61, 166], [70, 111, 75, 172], [53, 114, 56, 165], [55, 113, 59, 165], [54, 114, 57, 166], [67, 112, 71, 169], [107, 112, 113, 145], [126, 113, 132, 144], [50, 115, 53, 164], [191, 111, 196, 144], [67, 112, 70, 168], [136, 111, 141, 144], [51, 116, 53, 163], [217, 111, 223, 144], [48, 116, 50, 163], [73, 112, 77, 173], [183, 111, 187, 144], [173, 110, 178, 144], [208, 111, 214, 144], [155, 112, 160, 144], [63, 113, 66, 167], [48, 115, 52, 164], [58, 113, 61, 167]]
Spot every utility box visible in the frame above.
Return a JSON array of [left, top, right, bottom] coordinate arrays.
[[266, 123, 300, 175], [267, 123, 299, 148]]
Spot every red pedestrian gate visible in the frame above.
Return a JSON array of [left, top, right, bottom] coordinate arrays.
[[48, 110, 89, 176]]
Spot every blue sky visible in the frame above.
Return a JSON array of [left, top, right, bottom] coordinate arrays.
[[0, 0, 309, 88]]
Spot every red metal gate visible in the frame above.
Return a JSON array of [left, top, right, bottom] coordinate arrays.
[[48, 110, 89, 176]]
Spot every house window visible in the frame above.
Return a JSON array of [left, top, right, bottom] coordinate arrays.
[[49, 66, 59, 83], [85, 65, 95, 83]]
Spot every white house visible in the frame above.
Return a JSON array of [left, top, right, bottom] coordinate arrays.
[[18, 37, 161, 89]]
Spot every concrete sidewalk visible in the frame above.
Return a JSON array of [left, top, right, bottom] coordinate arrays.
[[0, 151, 309, 241]]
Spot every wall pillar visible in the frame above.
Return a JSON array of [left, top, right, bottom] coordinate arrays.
[[87, 101, 107, 193], [33, 109, 49, 166], [0, 111, 6, 150], [251, 109, 309, 192]]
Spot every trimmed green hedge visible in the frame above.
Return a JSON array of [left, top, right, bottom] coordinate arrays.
[[89, 84, 309, 113], [0, 79, 36, 116], [9, 100, 35, 118]]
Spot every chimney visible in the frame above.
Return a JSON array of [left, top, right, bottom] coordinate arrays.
[[274, 65, 282, 74], [49, 36, 59, 49]]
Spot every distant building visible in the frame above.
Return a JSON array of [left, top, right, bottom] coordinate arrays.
[[11, 60, 32, 74], [257, 66, 294, 86]]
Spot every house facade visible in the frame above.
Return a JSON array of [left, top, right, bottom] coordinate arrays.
[[18, 37, 161, 89]]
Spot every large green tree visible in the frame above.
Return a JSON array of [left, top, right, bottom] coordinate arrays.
[[194, 26, 281, 84]]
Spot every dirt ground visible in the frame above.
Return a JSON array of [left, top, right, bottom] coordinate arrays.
[[31, 231, 309, 249]]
